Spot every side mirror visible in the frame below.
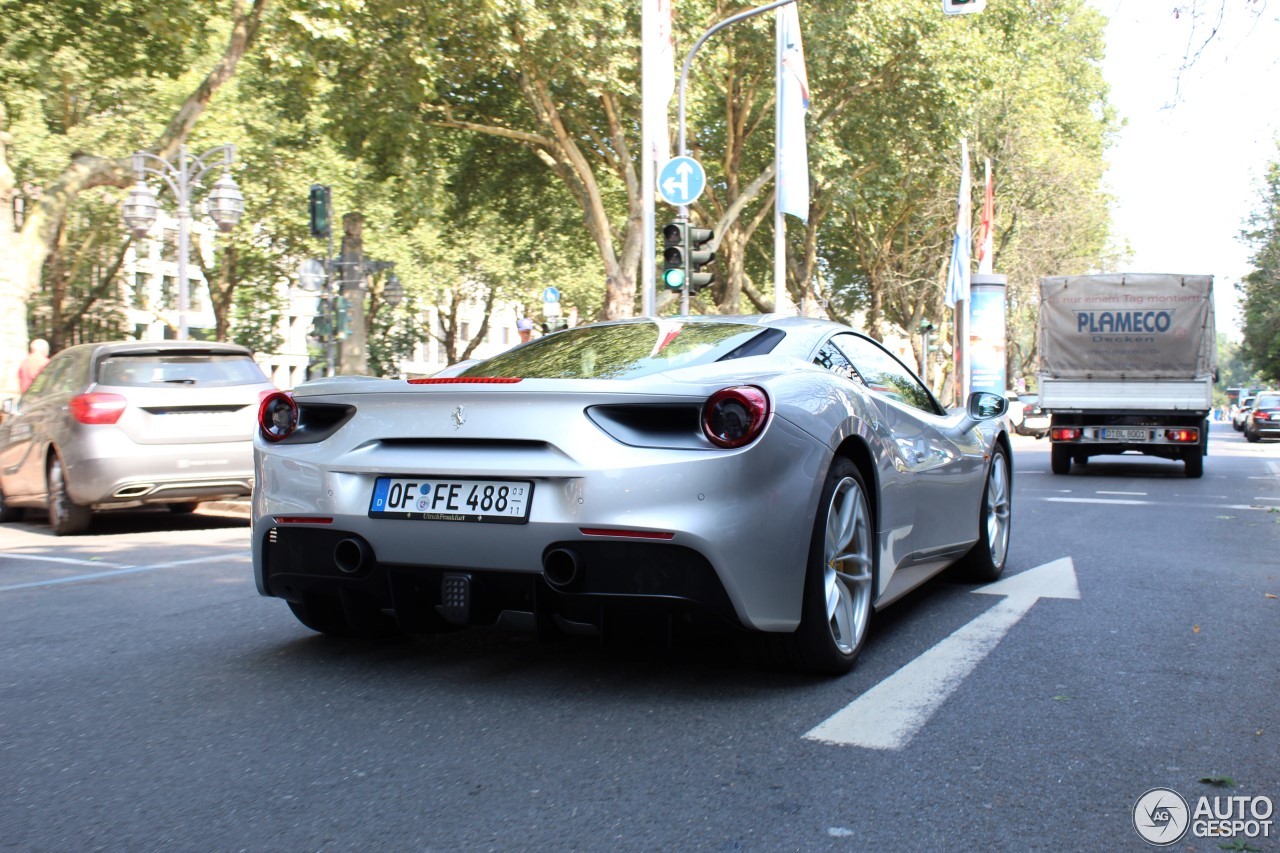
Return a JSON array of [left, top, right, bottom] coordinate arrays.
[[955, 390, 1007, 433], [968, 390, 1007, 420]]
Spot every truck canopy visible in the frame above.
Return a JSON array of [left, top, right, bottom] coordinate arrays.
[[1038, 274, 1216, 381]]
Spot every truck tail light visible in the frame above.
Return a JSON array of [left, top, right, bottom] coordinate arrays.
[[1051, 427, 1081, 442], [1164, 428, 1199, 443]]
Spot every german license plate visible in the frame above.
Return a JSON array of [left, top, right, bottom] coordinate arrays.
[[369, 477, 533, 523], [1102, 428, 1149, 441]]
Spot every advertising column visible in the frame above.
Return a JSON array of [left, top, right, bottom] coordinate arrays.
[[968, 273, 1007, 395]]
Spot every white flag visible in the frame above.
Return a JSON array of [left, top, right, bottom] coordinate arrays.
[[944, 139, 972, 307], [643, 0, 675, 168], [777, 3, 810, 221]]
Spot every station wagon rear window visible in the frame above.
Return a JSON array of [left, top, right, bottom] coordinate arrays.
[[98, 354, 269, 387]]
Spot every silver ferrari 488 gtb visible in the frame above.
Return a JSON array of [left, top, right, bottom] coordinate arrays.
[[252, 315, 1011, 674]]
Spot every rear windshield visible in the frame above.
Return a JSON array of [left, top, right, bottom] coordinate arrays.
[[97, 354, 268, 387], [1256, 395, 1280, 408], [459, 321, 778, 380]]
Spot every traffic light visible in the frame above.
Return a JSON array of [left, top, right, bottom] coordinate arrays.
[[662, 222, 687, 290], [941, 0, 986, 15], [308, 184, 331, 238], [334, 295, 351, 339], [311, 311, 332, 340], [686, 226, 715, 294]]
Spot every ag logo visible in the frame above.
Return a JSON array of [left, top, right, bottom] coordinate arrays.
[[1133, 787, 1190, 845]]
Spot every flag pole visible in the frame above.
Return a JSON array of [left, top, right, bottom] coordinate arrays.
[[773, 6, 786, 314], [641, 0, 657, 317]]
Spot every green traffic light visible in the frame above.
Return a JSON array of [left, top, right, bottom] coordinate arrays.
[[662, 267, 686, 290]]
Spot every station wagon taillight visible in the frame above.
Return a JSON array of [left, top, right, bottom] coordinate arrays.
[[69, 393, 127, 425]]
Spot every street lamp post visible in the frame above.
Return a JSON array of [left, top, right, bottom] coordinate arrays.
[[122, 144, 244, 340]]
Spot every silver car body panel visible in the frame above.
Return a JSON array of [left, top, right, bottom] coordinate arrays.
[[252, 316, 1006, 633]]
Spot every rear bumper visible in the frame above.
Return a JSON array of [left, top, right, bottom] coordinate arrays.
[[259, 526, 741, 635], [65, 440, 254, 507]]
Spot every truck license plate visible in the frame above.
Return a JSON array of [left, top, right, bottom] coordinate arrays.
[[1101, 428, 1149, 441], [369, 477, 533, 523]]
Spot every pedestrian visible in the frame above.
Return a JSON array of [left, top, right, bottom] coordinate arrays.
[[517, 317, 534, 344], [17, 338, 50, 393]]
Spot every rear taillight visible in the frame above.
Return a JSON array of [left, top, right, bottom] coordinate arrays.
[[1254, 411, 1271, 421], [407, 377, 523, 385], [69, 393, 127, 425], [1164, 428, 1199, 443], [1051, 427, 1082, 441], [258, 391, 298, 442], [702, 386, 769, 448]]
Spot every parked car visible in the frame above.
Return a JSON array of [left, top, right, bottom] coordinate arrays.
[[1013, 393, 1050, 438], [1245, 392, 1280, 442], [0, 341, 275, 534], [1004, 390, 1026, 430], [252, 315, 1012, 675], [1233, 396, 1256, 431]]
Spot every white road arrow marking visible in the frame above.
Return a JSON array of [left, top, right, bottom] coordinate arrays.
[[804, 557, 1080, 750]]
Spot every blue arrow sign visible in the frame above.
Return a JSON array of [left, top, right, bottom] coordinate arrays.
[[542, 286, 561, 303], [658, 156, 707, 206]]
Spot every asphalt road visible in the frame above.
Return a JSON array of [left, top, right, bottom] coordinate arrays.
[[1, 422, 1277, 851]]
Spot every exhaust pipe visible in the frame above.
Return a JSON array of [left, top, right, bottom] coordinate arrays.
[[542, 548, 581, 590], [333, 538, 373, 574]]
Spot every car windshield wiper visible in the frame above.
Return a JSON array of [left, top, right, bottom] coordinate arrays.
[[162, 378, 197, 384]]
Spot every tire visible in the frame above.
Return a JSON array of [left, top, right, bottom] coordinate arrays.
[[0, 484, 22, 523], [1051, 444, 1072, 475], [1184, 450, 1204, 478], [1246, 428, 1260, 443], [47, 455, 91, 536], [772, 458, 876, 676], [955, 445, 1011, 583], [287, 597, 399, 639]]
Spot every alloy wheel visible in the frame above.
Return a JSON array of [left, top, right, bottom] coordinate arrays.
[[823, 476, 874, 654], [984, 454, 1011, 568]]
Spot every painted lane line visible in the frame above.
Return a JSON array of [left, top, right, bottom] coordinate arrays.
[[1044, 497, 1147, 505], [0, 552, 248, 592], [1097, 491, 1147, 496], [804, 558, 1079, 751], [2, 553, 131, 569], [1036, 497, 1275, 512]]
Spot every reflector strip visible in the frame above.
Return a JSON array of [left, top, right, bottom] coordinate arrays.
[[273, 516, 333, 525], [579, 528, 675, 540], [408, 377, 523, 384]]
